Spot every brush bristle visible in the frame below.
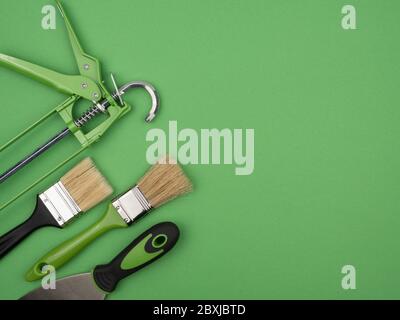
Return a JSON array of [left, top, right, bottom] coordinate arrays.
[[60, 158, 113, 212], [137, 156, 193, 208]]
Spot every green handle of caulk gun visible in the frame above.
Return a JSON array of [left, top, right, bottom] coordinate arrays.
[[0, 53, 101, 101], [25, 204, 127, 282]]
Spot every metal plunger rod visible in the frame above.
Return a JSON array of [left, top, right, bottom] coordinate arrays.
[[0, 128, 70, 184], [0, 101, 106, 184], [0, 91, 114, 184], [0, 81, 159, 185]]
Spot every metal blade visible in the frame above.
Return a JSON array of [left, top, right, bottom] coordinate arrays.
[[20, 273, 106, 300]]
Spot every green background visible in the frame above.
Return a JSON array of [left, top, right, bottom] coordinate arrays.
[[0, 0, 400, 299]]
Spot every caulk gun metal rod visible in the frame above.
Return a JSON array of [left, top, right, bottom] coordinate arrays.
[[0, 95, 114, 185], [0, 128, 70, 184]]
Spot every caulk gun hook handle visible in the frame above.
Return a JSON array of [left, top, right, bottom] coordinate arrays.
[[117, 81, 160, 122]]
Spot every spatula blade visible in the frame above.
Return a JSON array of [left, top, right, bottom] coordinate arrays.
[[20, 273, 106, 300]]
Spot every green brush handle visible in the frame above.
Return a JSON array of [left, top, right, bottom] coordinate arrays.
[[25, 204, 127, 282]]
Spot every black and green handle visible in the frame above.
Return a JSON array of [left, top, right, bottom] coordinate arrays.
[[93, 221, 180, 293]]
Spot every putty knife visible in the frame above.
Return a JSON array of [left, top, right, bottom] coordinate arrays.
[[20, 222, 179, 300]]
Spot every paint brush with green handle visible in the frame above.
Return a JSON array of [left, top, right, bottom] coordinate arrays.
[[25, 156, 192, 281], [21, 222, 180, 299]]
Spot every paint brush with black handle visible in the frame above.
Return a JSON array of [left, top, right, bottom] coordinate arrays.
[[26, 156, 192, 281], [0, 158, 113, 259]]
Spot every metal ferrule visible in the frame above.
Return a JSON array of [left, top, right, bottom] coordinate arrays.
[[112, 185, 152, 224], [39, 182, 81, 227]]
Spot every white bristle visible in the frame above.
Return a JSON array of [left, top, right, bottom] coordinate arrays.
[[60, 158, 113, 212], [137, 156, 193, 208]]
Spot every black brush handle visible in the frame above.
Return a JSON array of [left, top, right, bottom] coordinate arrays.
[[0, 196, 60, 259], [93, 222, 180, 293]]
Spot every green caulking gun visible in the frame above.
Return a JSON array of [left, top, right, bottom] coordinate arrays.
[[0, 1, 160, 210]]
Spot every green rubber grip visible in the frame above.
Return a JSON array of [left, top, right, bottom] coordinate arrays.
[[25, 204, 127, 281], [93, 222, 180, 293]]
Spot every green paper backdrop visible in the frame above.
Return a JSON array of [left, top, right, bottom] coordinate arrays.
[[0, 0, 399, 299]]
